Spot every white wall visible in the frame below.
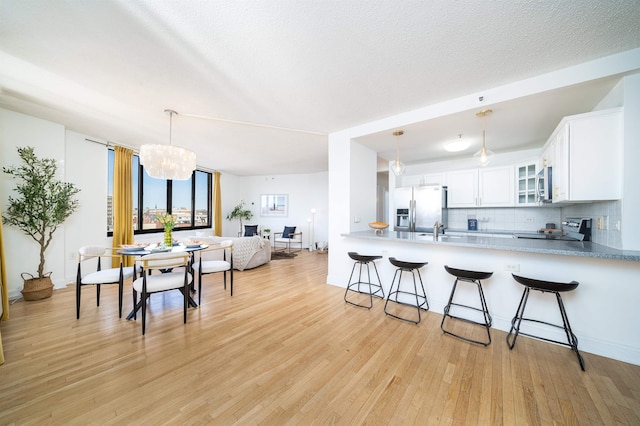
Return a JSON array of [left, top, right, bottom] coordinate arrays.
[[228, 172, 329, 247], [0, 113, 110, 297], [62, 131, 110, 285], [1, 109, 67, 297]]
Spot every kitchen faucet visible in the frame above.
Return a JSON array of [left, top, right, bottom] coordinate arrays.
[[433, 221, 442, 240]]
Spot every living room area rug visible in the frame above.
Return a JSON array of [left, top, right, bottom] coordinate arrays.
[[271, 251, 298, 260]]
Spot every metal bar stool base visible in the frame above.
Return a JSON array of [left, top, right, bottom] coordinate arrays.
[[441, 266, 493, 346], [344, 253, 384, 310], [506, 274, 585, 371], [384, 258, 429, 324]]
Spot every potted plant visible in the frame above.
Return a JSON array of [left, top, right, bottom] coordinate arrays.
[[263, 228, 271, 238], [2, 146, 80, 300], [226, 200, 253, 236]]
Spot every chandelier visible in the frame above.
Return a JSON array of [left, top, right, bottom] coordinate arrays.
[[139, 109, 197, 180], [390, 130, 406, 176], [473, 109, 494, 166]]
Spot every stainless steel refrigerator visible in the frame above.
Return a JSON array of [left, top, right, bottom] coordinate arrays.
[[394, 185, 448, 232]]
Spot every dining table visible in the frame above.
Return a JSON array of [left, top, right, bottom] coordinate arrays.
[[117, 242, 209, 320]]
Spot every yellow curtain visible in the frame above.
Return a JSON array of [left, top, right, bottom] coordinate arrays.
[[1, 206, 9, 364], [213, 171, 222, 236], [112, 146, 134, 267]]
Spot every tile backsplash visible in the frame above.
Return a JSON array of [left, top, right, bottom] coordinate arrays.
[[562, 200, 622, 249], [391, 173, 622, 248], [447, 200, 621, 249], [447, 207, 562, 233]]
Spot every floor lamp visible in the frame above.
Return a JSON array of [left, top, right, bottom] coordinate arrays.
[[309, 208, 316, 251]]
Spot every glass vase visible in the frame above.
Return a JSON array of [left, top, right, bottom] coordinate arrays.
[[164, 228, 173, 247]]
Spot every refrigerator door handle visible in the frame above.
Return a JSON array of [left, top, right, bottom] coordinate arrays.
[[411, 200, 416, 232]]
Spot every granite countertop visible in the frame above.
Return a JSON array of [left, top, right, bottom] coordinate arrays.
[[341, 230, 640, 262]]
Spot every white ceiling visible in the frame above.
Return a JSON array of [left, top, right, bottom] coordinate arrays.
[[1, 1, 639, 176]]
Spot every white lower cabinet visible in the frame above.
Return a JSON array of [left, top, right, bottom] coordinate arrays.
[[446, 165, 514, 208]]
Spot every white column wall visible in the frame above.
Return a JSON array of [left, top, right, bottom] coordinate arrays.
[[622, 73, 640, 250]]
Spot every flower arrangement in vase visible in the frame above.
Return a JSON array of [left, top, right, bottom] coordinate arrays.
[[156, 213, 176, 246]]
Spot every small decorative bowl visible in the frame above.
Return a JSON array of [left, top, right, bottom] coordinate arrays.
[[369, 222, 389, 234], [369, 222, 389, 230]]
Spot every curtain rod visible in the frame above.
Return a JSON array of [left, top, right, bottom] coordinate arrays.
[[85, 138, 137, 152]]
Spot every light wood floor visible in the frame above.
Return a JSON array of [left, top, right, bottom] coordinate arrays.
[[1, 250, 639, 425]]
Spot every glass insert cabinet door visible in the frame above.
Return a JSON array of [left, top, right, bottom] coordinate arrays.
[[517, 163, 537, 206]]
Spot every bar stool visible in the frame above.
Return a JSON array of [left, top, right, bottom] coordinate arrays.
[[441, 266, 493, 346], [507, 273, 585, 371], [344, 252, 384, 309], [384, 257, 429, 324]]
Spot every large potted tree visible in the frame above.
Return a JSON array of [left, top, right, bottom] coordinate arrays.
[[226, 200, 253, 236], [2, 146, 80, 300]]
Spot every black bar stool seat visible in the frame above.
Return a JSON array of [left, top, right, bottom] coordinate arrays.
[[384, 257, 429, 324], [441, 265, 493, 346], [344, 252, 384, 309], [507, 273, 585, 371]]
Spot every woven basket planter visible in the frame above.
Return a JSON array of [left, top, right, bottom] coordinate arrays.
[[21, 272, 54, 301]]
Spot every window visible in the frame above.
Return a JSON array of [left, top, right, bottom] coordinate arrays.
[[107, 149, 212, 235]]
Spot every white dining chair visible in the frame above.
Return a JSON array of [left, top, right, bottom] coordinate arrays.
[[132, 251, 192, 335], [192, 240, 234, 302], [76, 246, 135, 319]]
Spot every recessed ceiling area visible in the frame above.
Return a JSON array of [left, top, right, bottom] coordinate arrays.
[[357, 76, 623, 169]]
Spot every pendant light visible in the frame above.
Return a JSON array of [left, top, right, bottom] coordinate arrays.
[[139, 109, 197, 180], [390, 130, 406, 176], [474, 109, 494, 167]]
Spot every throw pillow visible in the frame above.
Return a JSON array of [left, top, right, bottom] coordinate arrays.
[[282, 226, 296, 239], [244, 225, 259, 237]]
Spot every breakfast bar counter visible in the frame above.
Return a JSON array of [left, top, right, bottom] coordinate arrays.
[[332, 229, 640, 366], [341, 230, 640, 262]]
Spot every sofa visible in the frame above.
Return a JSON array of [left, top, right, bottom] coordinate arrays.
[[190, 234, 271, 271]]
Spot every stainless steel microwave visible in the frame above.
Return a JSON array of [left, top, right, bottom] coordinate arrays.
[[536, 166, 553, 203]]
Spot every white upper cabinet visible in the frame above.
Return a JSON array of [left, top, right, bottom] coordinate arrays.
[[479, 166, 515, 207], [543, 108, 622, 203], [446, 165, 514, 208], [446, 169, 478, 208], [423, 172, 446, 186]]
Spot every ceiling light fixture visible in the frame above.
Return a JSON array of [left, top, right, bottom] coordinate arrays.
[[390, 130, 406, 176], [139, 109, 197, 180], [474, 109, 494, 167], [444, 134, 470, 152]]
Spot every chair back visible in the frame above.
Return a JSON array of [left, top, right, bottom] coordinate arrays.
[[139, 252, 190, 271], [200, 240, 233, 261], [78, 245, 106, 261], [77, 246, 116, 276]]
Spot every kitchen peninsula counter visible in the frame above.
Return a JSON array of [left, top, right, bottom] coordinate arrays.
[[335, 230, 640, 365], [341, 230, 640, 262]]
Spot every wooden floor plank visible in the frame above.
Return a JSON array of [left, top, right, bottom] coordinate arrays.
[[1, 250, 639, 425]]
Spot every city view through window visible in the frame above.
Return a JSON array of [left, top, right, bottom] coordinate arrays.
[[107, 151, 211, 233]]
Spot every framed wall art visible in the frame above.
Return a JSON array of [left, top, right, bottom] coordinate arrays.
[[260, 194, 288, 217]]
